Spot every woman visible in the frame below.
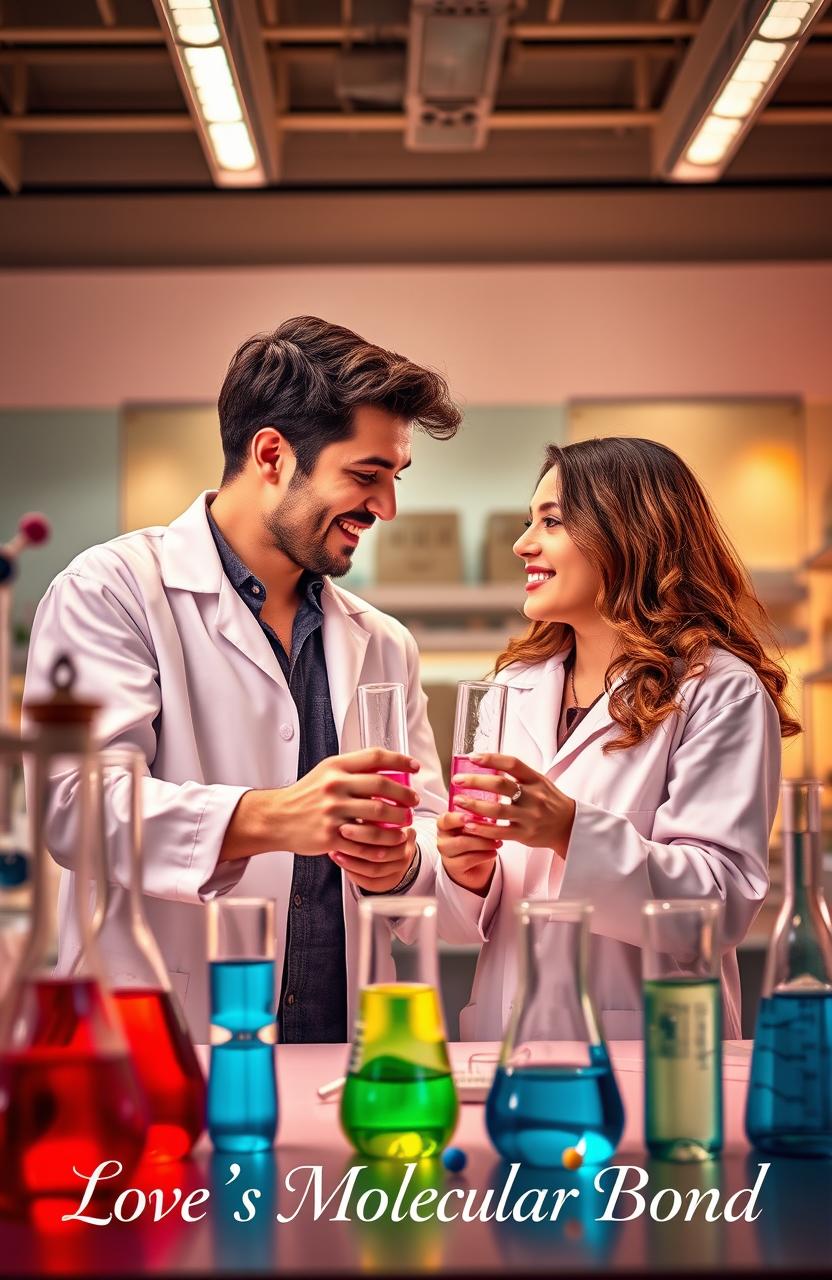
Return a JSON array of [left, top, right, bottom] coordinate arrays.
[[436, 437, 799, 1041]]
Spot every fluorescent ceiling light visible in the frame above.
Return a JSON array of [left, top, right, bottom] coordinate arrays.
[[153, 0, 277, 187], [653, 0, 830, 183]]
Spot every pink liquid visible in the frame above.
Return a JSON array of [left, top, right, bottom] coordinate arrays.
[[373, 770, 413, 829], [449, 755, 503, 826]]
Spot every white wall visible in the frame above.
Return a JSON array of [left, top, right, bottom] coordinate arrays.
[[3, 263, 832, 408]]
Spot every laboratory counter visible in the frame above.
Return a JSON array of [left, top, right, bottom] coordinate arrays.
[[0, 1041, 830, 1278]]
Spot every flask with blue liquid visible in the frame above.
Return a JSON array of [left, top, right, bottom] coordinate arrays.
[[485, 900, 624, 1169], [745, 779, 832, 1157], [207, 897, 278, 1153]]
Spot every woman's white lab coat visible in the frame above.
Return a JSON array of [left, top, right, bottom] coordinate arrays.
[[436, 646, 781, 1041], [22, 492, 446, 1042]]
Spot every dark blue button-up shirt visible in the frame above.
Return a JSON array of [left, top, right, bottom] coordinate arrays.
[[207, 507, 347, 1044]]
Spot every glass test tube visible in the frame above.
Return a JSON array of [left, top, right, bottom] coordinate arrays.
[[207, 897, 277, 1153], [448, 681, 507, 820], [357, 682, 411, 828], [642, 899, 723, 1162]]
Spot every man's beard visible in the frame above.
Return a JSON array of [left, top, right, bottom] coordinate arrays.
[[263, 472, 355, 578]]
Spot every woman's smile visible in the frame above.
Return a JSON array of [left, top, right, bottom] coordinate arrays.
[[525, 566, 557, 592]]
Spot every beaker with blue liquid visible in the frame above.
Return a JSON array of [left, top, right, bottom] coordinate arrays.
[[485, 900, 624, 1169], [746, 779, 832, 1157], [207, 897, 278, 1153]]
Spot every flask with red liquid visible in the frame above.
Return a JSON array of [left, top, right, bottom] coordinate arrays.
[[0, 656, 148, 1208], [93, 748, 206, 1162]]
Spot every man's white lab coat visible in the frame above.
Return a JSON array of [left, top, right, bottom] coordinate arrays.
[[436, 646, 780, 1041], [23, 492, 446, 1042]]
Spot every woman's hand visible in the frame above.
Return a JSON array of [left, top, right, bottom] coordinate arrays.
[[437, 810, 502, 897], [451, 753, 576, 857]]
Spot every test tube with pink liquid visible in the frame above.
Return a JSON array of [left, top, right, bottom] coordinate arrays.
[[357, 682, 412, 828], [449, 681, 508, 824]]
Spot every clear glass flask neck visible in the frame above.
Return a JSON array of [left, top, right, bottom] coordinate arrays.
[[503, 901, 604, 1066], [764, 780, 832, 996], [90, 750, 170, 992]]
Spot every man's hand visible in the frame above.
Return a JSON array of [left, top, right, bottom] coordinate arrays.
[[437, 810, 502, 897], [330, 824, 420, 894], [219, 748, 420, 865]]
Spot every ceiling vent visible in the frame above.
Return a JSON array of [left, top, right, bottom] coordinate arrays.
[[405, 0, 512, 150]]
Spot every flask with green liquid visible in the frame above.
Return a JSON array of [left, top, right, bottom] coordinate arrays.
[[340, 896, 458, 1160], [642, 899, 723, 1162]]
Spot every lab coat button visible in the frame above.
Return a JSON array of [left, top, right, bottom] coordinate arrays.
[[286, 993, 295, 1006], [280, 723, 294, 741], [293, 893, 302, 908]]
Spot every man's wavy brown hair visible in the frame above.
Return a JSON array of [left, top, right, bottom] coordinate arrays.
[[495, 437, 800, 753]]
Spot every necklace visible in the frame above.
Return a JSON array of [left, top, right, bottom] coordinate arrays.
[[570, 664, 579, 709]]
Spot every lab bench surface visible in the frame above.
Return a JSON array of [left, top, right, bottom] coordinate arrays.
[[0, 1041, 830, 1278]]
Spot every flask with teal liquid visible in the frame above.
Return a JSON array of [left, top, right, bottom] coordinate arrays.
[[485, 900, 624, 1169], [745, 779, 832, 1157]]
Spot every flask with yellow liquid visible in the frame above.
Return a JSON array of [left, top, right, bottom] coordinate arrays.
[[340, 897, 458, 1159]]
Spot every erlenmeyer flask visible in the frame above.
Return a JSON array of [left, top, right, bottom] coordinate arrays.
[[746, 779, 832, 1156], [0, 656, 147, 1204], [485, 900, 624, 1168], [93, 748, 206, 1162], [340, 897, 458, 1159]]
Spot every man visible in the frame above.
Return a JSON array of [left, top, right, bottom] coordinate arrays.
[[24, 315, 461, 1043]]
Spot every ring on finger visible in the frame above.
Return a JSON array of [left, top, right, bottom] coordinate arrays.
[[509, 782, 523, 805]]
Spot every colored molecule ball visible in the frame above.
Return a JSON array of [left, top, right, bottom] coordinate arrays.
[[562, 1147, 583, 1171], [19, 513, 51, 545], [442, 1147, 467, 1173], [0, 554, 13, 585]]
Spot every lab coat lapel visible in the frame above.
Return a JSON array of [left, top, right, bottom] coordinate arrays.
[[549, 685, 619, 773], [548, 659, 630, 774], [508, 650, 624, 777], [214, 572, 288, 690], [161, 490, 290, 691], [507, 656, 564, 774], [321, 582, 371, 747]]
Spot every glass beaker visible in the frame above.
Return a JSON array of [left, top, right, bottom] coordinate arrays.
[[340, 896, 458, 1159], [207, 897, 277, 1153], [485, 900, 624, 1169], [92, 748, 206, 1162], [357, 682, 412, 829], [642, 899, 723, 1162], [0, 656, 147, 1204], [746, 779, 832, 1156], [448, 680, 507, 820]]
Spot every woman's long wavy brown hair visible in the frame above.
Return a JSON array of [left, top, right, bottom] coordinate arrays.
[[495, 437, 800, 753]]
